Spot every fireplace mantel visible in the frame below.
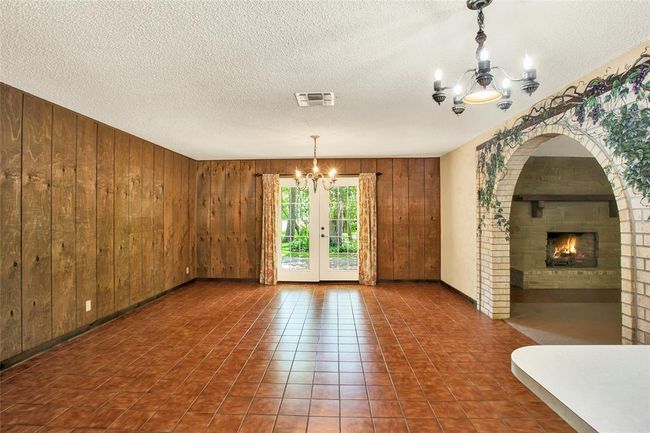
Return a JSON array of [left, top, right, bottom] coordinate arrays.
[[513, 194, 614, 202], [513, 194, 618, 218]]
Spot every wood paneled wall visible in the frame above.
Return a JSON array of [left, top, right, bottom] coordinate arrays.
[[0, 83, 196, 362], [0, 82, 441, 363], [195, 158, 441, 281]]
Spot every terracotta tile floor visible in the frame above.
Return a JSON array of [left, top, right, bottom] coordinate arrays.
[[0, 281, 576, 433]]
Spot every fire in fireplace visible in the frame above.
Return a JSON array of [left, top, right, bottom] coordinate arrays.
[[546, 232, 598, 268]]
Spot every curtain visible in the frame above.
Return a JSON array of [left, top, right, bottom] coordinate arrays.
[[260, 174, 279, 285], [358, 173, 377, 286]]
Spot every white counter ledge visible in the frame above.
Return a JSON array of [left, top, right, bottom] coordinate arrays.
[[511, 345, 650, 433]]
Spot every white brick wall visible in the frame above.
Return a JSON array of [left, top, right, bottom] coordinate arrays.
[[476, 124, 649, 344]]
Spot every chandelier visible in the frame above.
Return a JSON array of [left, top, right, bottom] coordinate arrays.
[[295, 134, 337, 192], [432, 0, 540, 115]]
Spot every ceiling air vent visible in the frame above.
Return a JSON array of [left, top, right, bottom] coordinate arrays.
[[295, 92, 335, 107]]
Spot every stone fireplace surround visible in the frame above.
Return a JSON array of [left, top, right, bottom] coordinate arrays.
[[509, 156, 621, 291]]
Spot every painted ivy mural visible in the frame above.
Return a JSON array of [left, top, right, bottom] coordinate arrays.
[[477, 50, 650, 236]]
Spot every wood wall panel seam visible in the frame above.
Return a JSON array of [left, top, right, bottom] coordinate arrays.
[[195, 161, 210, 278], [128, 136, 142, 304], [51, 106, 76, 336], [424, 158, 441, 279], [113, 131, 130, 310], [377, 158, 394, 280], [141, 141, 154, 300], [21, 94, 53, 350], [408, 158, 425, 280], [0, 84, 23, 358], [392, 159, 410, 280], [96, 124, 116, 318], [210, 161, 226, 277], [188, 159, 197, 280], [240, 160, 255, 279], [163, 150, 174, 289], [173, 154, 182, 285], [153, 145, 165, 295], [180, 156, 189, 284], [75, 116, 97, 326]]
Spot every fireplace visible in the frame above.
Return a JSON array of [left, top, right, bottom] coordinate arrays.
[[546, 232, 598, 268]]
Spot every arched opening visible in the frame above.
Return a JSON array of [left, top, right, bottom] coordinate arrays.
[[476, 124, 643, 344], [505, 135, 622, 344]]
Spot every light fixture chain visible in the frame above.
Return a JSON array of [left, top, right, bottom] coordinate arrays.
[[475, 8, 487, 59]]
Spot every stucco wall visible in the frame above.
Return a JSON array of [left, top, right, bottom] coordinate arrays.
[[440, 141, 477, 298]]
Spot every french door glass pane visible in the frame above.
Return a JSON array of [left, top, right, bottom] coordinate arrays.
[[280, 186, 310, 270], [328, 185, 358, 271]]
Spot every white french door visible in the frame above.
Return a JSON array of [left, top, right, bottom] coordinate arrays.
[[318, 177, 359, 280], [277, 179, 319, 281], [277, 177, 359, 282]]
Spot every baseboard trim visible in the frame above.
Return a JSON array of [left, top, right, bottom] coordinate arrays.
[[376, 279, 441, 283], [440, 280, 477, 305], [0, 279, 197, 371]]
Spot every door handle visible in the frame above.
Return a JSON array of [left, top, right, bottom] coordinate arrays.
[[321, 234, 326, 238], [321, 227, 325, 230]]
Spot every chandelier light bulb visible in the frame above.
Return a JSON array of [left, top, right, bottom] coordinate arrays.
[[295, 169, 302, 178], [523, 54, 533, 70], [501, 78, 511, 89], [434, 69, 443, 81], [453, 84, 463, 95], [329, 168, 336, 178], [479, 48, 490, 62]]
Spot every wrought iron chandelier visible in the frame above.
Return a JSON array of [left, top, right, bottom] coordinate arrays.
[[294, 134, 337, 192], [432, 0, 540, 115]]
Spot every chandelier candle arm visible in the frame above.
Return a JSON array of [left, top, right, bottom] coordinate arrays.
[[431, 0, 540, 115]]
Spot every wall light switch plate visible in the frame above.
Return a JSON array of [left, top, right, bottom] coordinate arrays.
[[186, 267, 190, 275], [85, 300, 92, 312]]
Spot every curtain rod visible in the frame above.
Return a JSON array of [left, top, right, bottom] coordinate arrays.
[[254, 172, 382, 177]]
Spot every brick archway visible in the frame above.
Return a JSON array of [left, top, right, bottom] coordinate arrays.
[[476, 124, 647, 344]]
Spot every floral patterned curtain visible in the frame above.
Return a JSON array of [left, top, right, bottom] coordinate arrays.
[[260, 174, 279, 285], [358, 173, 377, 286]]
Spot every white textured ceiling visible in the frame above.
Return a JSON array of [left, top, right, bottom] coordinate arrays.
[[1, 1, 648, 160]]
